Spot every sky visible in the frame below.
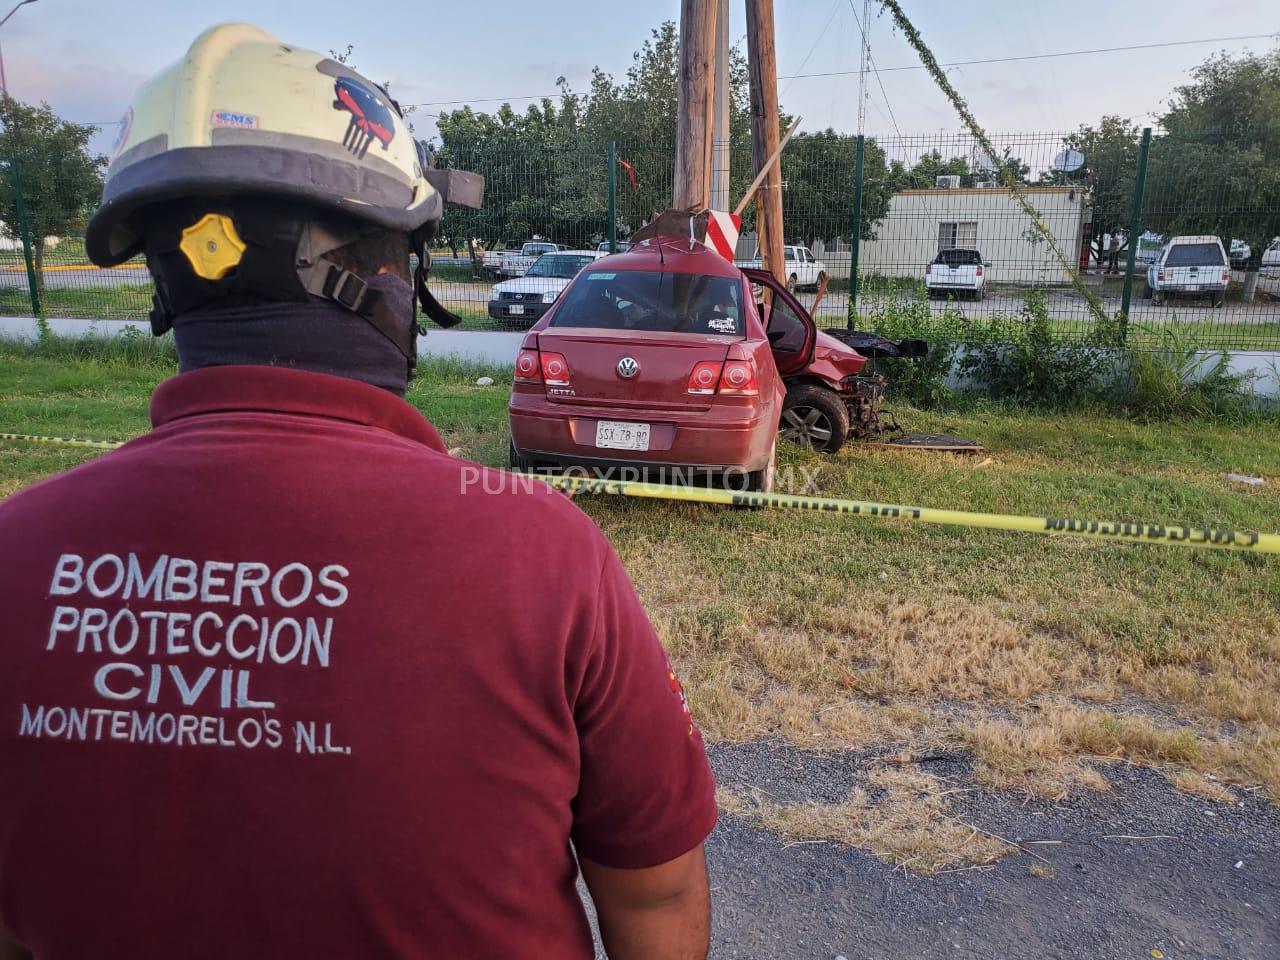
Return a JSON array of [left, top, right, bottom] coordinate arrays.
[[3, 0, 1276, 159]]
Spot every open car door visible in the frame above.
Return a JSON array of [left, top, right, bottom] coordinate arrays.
[[743, 268, 816, 375]]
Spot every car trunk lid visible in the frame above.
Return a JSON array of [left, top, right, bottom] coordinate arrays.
[[536, 328, 736, 412]]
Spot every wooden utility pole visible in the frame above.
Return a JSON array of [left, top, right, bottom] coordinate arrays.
[[674, 0, 716, 210], [746, 0, 784, 286], [710, 0, 730, 210]]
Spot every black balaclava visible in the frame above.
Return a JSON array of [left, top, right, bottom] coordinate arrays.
[[171, 271, 416, 397]]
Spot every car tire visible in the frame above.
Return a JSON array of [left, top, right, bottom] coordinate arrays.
[[508, 439, 531, 473], [975, 286, 985, 302], [780, 385, 850, 454], [1212, 292, 1225, 308], [1152, 290, 1165, 306], [1142, 281, 1152, 299], [787, 274, 798, 294], [745, 441, 776, 494]]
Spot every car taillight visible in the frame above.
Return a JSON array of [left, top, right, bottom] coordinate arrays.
[[540, 351, 571, 386], [1157, 270, 1166, 281], [688, 360, 722, 395], [1222, 269, 1231, 283], [976, 265, 984, 277], [515, 348, 542, 382], [719, 359, 759, 396]]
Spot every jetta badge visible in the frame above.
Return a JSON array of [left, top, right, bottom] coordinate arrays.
[[617, 357, 639, 379]]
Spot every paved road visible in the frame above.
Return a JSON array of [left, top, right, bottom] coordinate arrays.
[[696, 739, 1278, 959]]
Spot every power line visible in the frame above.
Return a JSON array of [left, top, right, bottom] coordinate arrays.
[[78, 29, 1278, 123], [779, 31, 1278, 80]]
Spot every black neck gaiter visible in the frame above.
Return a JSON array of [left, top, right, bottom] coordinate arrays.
[[171, 273, 416, 396]]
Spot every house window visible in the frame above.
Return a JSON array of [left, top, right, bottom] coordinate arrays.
[[938, 221, 977, 250]]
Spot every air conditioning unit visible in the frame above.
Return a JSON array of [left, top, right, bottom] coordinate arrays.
[[974, 180, 998, 189], [936, 175, 961, 189]]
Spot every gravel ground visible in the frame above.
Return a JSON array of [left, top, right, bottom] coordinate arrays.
[[697, 739, 1278, 960]]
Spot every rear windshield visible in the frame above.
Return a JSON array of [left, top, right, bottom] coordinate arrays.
[[934, 249, 982, 265], [522, 243, 556, 255], [1166, 243, 1224, 266], [552, 270, 745, 336], [526, 254, 594, 279]]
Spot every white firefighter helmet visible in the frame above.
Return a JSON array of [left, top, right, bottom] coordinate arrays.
[[87, 23, 441, 267]]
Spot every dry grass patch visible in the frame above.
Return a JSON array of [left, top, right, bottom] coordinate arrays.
[[1167, 769, 1236, 803], [718, 767, 1012, 874]]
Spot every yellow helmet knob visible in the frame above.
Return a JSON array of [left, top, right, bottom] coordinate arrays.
[[179, 213, 247, 280]]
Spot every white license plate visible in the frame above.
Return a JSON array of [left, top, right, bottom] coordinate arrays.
[[1186, 285, 1199, 292], [507, 304, 525, 315], [596, 420, 651, 451]]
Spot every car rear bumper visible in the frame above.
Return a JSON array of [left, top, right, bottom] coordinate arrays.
[[1154, 283, 1226, 293], [509, 395, 775, 473]]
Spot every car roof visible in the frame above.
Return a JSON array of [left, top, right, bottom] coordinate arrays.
[[1166, 235, 1223, 245], [580, 236, 742, 278], [539, 249, 597, 257]]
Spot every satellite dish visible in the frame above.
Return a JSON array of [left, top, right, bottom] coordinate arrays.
[[1053, 149, 1085, 173]]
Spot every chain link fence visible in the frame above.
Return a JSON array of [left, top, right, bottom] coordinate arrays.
[[3, 127, 1277, 350]]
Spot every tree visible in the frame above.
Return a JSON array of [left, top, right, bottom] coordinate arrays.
[[1046, 116, 1142, 263], [781, 129, 889, 244], [0, 96, 105, 292], [1147, 46, 1280, 300]]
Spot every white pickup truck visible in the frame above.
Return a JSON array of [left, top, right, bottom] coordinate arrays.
[[735, 244, 827, 292], [499, 241, 564, 278]]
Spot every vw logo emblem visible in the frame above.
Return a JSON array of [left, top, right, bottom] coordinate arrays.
[[617, 357, 639, 379]]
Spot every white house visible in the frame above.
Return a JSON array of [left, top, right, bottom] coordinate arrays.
[[859, 185, 1088, 286]]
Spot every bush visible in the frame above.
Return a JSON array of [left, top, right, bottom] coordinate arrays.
[[957, 292, 1106, 407], [1113, 325, 1254, 421]]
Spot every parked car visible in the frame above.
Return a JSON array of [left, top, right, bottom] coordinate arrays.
[[487, 250, 601, 325], [481, 244, 508, 277], [1262, 237, 1280, 274], [1144, 236, 1230, 307], [508, 236, 877, 492], [736, 244, 827, 292], [500, 240, 565, 277], [1229, 239, 1251, 270], [925, 248, 986, 300], [596, 240, 634, 255]]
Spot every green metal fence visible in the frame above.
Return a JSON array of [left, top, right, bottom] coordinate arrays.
[[3, 127, 1278, 350]]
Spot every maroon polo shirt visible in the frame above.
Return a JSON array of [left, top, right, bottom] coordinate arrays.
[[0, 365, 716, 960]]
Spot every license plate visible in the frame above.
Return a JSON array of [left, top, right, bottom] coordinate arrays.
[[596, 420, 651, 451], [507, 304, 525, 315], [1186, 285, 1199, 292]]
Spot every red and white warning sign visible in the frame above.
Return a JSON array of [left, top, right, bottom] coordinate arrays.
[[705, 210, 741, 264]]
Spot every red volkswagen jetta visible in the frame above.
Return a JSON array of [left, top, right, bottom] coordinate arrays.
[[507, 236, 826, 491]]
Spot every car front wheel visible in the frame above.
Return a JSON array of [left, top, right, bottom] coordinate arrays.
[[781, 385, 850, 454]]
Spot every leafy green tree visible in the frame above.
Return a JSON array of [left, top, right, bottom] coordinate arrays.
[[1046, 116, 1142, 263], [781, 129, 889, 244], [1146, 46, 1280, 299], [0, 96, 105, 292]]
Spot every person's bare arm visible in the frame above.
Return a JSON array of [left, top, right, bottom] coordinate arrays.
[[0, 925, 31, 960], [580, 844, 710, 960]]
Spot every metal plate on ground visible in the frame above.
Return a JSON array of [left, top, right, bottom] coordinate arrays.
[[877, 433, 983, 453]]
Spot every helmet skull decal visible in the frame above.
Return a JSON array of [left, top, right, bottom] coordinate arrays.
[[332, 76, 396, 158]]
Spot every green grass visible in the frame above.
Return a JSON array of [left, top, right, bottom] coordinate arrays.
[[2, 342, 1278, 799]]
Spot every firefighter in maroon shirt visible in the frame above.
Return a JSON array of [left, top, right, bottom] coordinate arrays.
[[0, 25, 717, 960]]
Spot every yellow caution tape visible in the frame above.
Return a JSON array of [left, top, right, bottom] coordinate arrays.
[[0, 432, 125, 450], [546, 476, 1280, 555], [2, 431, 1275, 554]]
